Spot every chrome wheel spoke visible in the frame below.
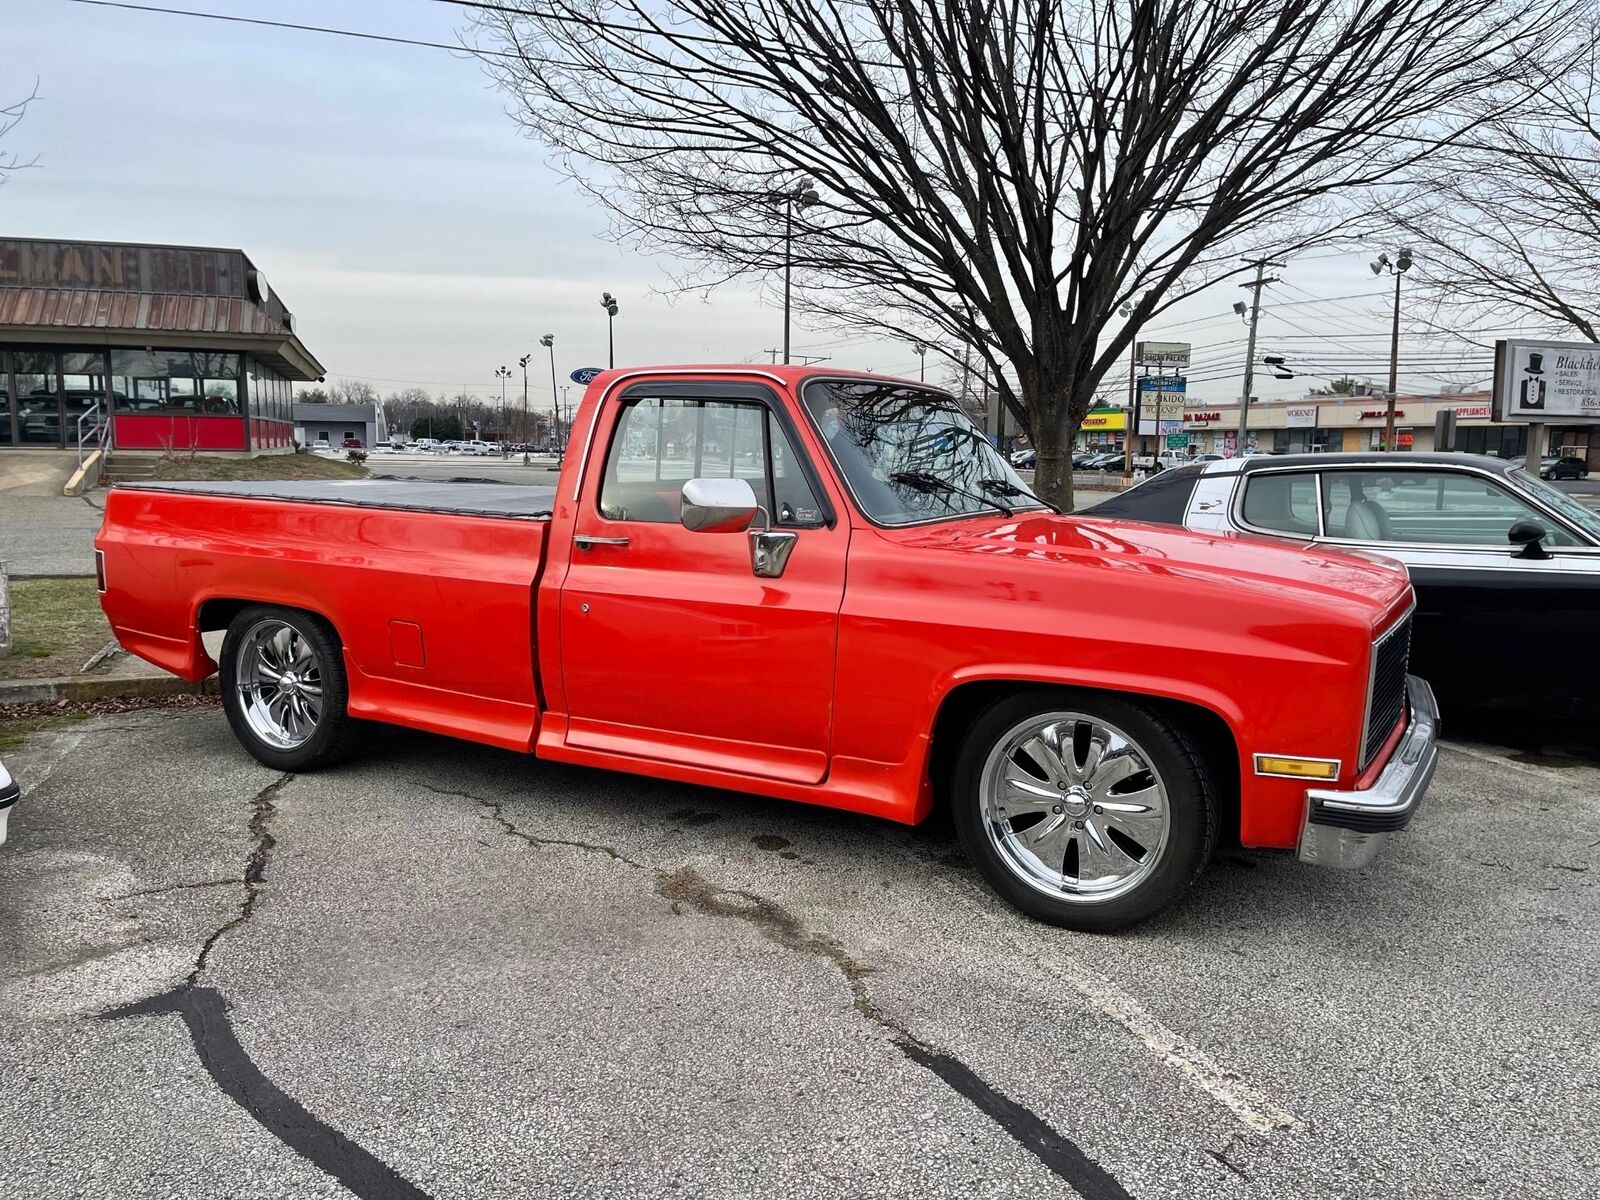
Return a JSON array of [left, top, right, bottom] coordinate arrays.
[[1077, 819, 1141, 884], [1016, 812, 1071, 871], [1017, 735, 1067, 786], [1096, 795, 1165, 852], [1088, 750, 1145, 794]]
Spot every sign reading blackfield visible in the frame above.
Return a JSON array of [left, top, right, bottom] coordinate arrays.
[[1495, 339, 1600, 422], [1136, 340, 1191, 367]]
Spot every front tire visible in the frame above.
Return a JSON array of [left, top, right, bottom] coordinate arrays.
[[952, 690, 1218, 932], [220, 605, 362, 771]]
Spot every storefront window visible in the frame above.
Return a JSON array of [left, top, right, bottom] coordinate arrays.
[[112, 349, 240, 415], [0, 351, 11, 445], [1457, 425, 1527, 459], [61, 350, 109, 434], [14, 350, 58, 445]]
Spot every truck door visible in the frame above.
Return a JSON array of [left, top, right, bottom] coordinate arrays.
[[558, 382, 846, 784]]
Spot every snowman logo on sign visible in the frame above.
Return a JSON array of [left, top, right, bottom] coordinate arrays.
[[1521, 352, 1547, 410]]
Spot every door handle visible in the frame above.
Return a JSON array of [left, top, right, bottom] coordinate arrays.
[[574, 535, 630, 549]]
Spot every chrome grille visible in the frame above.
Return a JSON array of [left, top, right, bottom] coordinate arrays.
[[1363, 613, 1412, 768]]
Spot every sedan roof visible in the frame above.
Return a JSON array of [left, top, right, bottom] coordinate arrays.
[[1204, 452, 1518, 476]]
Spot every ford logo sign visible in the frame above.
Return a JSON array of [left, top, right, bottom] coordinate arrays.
[[569, 367, 604, 384]]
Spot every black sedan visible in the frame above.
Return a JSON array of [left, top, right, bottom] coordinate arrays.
[[1080, 452, 1600, 719]]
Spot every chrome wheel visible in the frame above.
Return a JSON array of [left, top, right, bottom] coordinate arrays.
[[235, 619, 324, 750], [980, 711, 1170, 903]]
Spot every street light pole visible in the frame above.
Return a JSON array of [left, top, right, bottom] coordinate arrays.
[[782, 180, 819, 365], [1370, 249, 1413, 452], [494, 365, 511, 448], [599, 294, 618, 369], [518, 354, 531, 463], [910, 342, 927, 381], [540, 334, 559, 456]]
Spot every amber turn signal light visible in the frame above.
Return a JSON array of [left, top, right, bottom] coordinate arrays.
[[1254, 755, 1340, 780]]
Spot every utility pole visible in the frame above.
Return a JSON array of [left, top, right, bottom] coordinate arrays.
[[764, 348, 779, 364], [781, 180, 818, 364], [1236, 259, 1280, 453]]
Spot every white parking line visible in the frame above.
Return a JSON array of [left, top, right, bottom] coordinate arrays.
[[958, 897, 1298, 1135], [1028, 948, 1298, 1134]]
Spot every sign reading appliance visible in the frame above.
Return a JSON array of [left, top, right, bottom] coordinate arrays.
[[1494, 339, 1600, 422]]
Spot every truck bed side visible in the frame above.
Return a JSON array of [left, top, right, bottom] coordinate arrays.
[[97, 484, 550, 752]]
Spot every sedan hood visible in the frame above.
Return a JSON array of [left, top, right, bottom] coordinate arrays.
[[890, 510, 1412, 628]]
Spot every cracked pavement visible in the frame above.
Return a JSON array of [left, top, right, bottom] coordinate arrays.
[[1, 709, 1597, 1199]]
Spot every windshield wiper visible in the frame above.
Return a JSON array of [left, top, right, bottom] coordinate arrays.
[[889, 470, 1013, 515], [978, 477, 1060, 515]]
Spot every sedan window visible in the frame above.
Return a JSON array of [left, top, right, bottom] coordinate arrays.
[[1322, 470, 1578, 547], [1240, 472, 1319, 536]]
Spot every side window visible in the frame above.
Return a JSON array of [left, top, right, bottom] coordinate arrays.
[[1324, 470, 1577, 546], [1240, 473, 1319, 536], [599, 397, 823, 526]]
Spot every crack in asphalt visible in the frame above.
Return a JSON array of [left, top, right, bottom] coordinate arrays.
[[103, 769, 435, 1200], [473, 790, 1132, 1199], [103, 878, 240, 902], [187, 772, 289, 986]]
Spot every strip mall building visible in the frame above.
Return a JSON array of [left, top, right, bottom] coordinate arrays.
[[0, 237, 322, 454], [1079, 389, 1592, 465]]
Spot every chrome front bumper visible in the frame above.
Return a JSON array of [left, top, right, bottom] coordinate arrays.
[[1297, 676, 1438, 869]]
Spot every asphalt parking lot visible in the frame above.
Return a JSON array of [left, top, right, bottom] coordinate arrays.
[[1, 708, 1597, 1200]]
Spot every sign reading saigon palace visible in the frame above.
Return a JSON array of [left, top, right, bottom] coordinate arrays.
[[1495, 339, 1600, 422]]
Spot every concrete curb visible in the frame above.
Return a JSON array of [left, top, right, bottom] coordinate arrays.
[[0, 672, 216, 707], [63, 450, 104, 497]]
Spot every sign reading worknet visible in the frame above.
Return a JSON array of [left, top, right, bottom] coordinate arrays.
[[1494, 339, 1600, 422]]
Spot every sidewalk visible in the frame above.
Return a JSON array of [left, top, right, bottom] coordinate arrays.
[[0, 494, 102, 578]]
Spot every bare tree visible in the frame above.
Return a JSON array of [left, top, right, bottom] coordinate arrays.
[[468, 0, 1573, 505], [0, 83, 39, 189], [1381, 34, 1599, 344], [328, 378, 381, 407]]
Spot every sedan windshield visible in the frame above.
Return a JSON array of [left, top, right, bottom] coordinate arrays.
[[802, 380, 1047, 525], [1507, 466, 1600, 543]]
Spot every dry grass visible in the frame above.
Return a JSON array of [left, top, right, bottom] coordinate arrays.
[[151, 452, 368, 482], [1, 577, 114, 681]]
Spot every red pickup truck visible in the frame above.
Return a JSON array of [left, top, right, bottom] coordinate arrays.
[[95, 366, 1437, 930]]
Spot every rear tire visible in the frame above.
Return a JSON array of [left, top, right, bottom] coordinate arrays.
[[219, 605, 362, 771], [952, 690, 1218, 932]]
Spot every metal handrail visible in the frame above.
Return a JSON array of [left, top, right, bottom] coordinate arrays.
[[77, 400, 110, 467]]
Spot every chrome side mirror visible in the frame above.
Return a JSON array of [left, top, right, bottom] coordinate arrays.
[[680, 477, 758, 533], [679, 476, 799, 578]]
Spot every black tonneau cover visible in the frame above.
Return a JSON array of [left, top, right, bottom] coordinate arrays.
[[118, 480, 556, 521]]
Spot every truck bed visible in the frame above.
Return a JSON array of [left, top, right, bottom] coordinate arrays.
[[118, 479, 556, 520]]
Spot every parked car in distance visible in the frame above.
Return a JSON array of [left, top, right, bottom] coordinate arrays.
[[1080, 451, 1600, 719], [0, 758, 18, 846], [342, 437, 365, 450], [96, 367, 1434, 931], [1012, 448, 1036, 469], [411, 438, 441, 453], [1541, 456, 1588, 480]]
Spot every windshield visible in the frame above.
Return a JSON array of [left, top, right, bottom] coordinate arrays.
[[1507, 467, 1600, 543], [801, 380, 1046, 525]]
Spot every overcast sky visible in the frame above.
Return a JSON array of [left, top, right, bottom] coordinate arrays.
[[6, 1, 1497, 407]]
